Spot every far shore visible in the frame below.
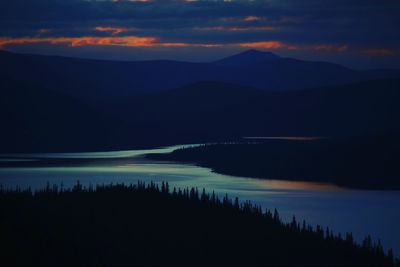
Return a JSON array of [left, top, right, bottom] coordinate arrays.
[[147, 136, 400, 190]]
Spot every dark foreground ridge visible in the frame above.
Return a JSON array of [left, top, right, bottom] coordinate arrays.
[[0, 182, 398, 267], [147, 136, 400, 190]]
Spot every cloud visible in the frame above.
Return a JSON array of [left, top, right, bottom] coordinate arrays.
[[38, 29, 51, 33], [0, 36, 158, 48], [243, 16, 261, 21], [314, 44, 348, 52], [112, 0, 152, 2], [0, 0, 399, 68], [94, 26, 138, 36], [361, 49, 397, 55], [237, 41, 287, 49], [0, 35, 296, 50], [193, 26, 279, 31]]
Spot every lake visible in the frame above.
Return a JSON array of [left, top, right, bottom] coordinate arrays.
[[1, 144, 399, 256]]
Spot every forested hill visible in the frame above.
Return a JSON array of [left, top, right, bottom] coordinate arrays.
[[105, 78, 400, 140], [0, 182, 398, 267], [1, 49, 399, 101], [147, 137, 400, 190], [1, 77, 400, 152], [0, 76, 142, 152]]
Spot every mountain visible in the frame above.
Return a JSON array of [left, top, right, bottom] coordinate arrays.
[[1, 50, 400, 103], [2, 76, 400, 152], [0, 51, 147, 101], [103, 78, 400, 143], [0, 76, 139, 152], [213, 49, 280, 66]]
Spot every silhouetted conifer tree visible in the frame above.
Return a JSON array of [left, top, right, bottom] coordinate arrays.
[[234, 197, 239, 210], [273, 208, 279, 222]]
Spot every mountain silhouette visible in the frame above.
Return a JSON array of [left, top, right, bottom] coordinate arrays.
[[103, 78, 400, 143], [214, 49, 280, 66], [0, 76, 137, 152], [1, 50, 399, 102], [2, 76, 400, 152]]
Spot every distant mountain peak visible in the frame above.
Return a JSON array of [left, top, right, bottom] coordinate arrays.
[[214, 49, 280, 67], [240, 49, 278, 57]]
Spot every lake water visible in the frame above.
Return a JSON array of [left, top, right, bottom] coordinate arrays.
[[1, 144, 399, 256]]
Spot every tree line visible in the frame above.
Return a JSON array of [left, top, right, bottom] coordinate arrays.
[[0, 181, 398, 267]]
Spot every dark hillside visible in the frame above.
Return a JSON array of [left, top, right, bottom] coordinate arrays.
[[0, 182, 397, 267], [2, 77, 399, 152], [109, 79, 400, 140], [0, 76, 132, 152], [148, 136, 400, 190], [1, 50, 399, 102]]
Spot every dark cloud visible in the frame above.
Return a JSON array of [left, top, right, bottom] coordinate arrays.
[[0, 0, 399, 68]]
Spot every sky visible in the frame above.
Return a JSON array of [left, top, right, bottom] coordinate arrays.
[[0, 0, 399, 69]]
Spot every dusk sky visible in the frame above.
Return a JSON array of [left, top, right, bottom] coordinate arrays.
[[1, 0, 399, 69]]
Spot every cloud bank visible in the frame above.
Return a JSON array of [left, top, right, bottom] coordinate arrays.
[[0, 0, 399, 68]]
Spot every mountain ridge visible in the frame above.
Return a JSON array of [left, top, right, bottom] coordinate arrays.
[[102, 78, 400, 143], [2, 76, 400, 152], [214, 49, 280, 66], [1, 49, 400, 102]]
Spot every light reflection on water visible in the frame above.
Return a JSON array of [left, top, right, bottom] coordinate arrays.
[[0, 144, 193, 159], [0, 159, 38, 162], [0, 145, 400, 256], [243, 137, 323, 141]]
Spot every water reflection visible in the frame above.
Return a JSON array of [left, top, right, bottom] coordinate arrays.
[[243, 137, 323, 141], [0, 144, 192, 159], [253, 179, 346, 191], [0, 145, 399, 256], [0, 158, 37, 162]]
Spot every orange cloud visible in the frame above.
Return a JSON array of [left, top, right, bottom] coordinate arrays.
[[94, 26, 137, 36], [112, 0, 152, 2], [0, 36, 292, 50], [193, 26, 279, 31], [337, 45, 348, 52], [238, 41, 287, 49], [0, 36, 157, 48], [314, 44, 348, 52], [220, 16, 265, 22], [160, 42, 223, 48], [243, 16, 261, 21], [361, 49, 396, 55], [38, 29, 51, 34], [0, 36, 224, 49]]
